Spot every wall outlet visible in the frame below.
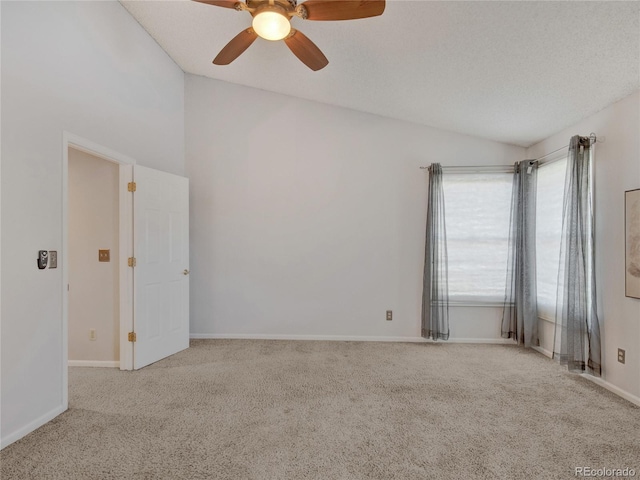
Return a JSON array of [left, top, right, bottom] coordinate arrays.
[[617, 348, 625, 364], [98, 249, 110, 262], [89, 329, 97, 341], [386, 310, 392, 321]]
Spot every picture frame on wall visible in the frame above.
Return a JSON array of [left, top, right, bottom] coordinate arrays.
[[625, 188, 640, 299]]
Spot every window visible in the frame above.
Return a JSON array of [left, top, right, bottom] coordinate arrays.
[[535, 157, 567, 320], [443, 173, 513, 304]]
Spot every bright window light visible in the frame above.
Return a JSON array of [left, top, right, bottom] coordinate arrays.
[[443, 173, 513, 304]]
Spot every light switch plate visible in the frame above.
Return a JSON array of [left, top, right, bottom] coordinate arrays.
[[98, 249, 110, 262], [49, 251, 57, 269]]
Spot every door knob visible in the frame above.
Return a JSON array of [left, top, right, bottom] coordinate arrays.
[[183, 269, 190, 276]]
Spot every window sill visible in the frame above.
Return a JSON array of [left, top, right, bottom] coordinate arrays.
[[447, 302, 512, 308], [538, 314, 556, 324]]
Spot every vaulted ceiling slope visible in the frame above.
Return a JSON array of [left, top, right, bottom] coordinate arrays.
[[121, 0, 639, 147]]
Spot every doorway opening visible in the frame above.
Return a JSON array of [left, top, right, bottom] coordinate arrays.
[[67, 148, 121, 367], [62, 132, 135, 403], [61, 132, 190, 410]]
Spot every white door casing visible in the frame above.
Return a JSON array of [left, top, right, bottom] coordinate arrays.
[[63, 134, 136, 376], [133, 165, 189, 369]]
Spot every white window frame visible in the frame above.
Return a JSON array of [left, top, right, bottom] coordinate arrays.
[[442, 171, 514, 307]]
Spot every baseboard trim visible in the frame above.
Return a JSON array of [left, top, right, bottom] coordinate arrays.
[[532, 345, 554, 358], [529, 348, 639, 407], [190, 333, 515, 344], [68, 360, 119, 368], [1, 404, 66, 450], [581, 374, 640, 407]]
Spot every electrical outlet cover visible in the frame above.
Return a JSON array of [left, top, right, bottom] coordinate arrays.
[[49, 251, 58, 269]]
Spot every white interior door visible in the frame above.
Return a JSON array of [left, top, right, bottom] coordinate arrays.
[[133, 165, 189, 369]]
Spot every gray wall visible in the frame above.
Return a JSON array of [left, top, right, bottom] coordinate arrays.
[[185, 74, 525, 341], [1, 1, 185, 447]]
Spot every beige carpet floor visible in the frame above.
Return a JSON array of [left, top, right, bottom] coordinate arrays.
[[1, 340, 639, 479]]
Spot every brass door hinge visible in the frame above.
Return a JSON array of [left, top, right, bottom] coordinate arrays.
[[128, 332, 137, 342], [128, 257, 136, 267], [128, 182, 137, 192]]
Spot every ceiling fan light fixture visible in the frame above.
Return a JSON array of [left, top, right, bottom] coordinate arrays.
[[252, 10, 291, 41], [199, 0, 386, 70]]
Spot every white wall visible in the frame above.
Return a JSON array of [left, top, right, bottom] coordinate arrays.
[[527, 90, 640, 399], [1, 1, 184, 447], [68, 149, 119, 363], [186, 74, 525, 341]]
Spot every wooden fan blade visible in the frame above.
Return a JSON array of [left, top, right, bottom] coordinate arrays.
[[301, 0, 385, 21], [213, 28, 258, 65], [192, 0, 240, 9], [284, 29, 328, 71]]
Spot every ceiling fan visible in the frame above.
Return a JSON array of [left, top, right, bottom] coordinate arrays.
[[193, 0, 386, 71]]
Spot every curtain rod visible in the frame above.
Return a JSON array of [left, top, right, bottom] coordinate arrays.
[[418, 165, 514, 173], [535, 132, 598, 162], [419, 132, 599, 171]]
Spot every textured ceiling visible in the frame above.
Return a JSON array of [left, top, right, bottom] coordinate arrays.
[[121, 0, 640, 147]]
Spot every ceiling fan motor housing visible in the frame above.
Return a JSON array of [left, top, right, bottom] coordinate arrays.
[[246, 0, 298, 13], [250, 2, 290, 19]]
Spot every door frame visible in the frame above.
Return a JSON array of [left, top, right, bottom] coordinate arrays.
[[61, 132, 137, 405]]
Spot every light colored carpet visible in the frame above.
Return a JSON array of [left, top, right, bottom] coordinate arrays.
[[1, 340, 639, 479]]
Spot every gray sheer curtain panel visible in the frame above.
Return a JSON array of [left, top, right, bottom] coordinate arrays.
[[554, 136, 602, 376], [502, 160, 539, 347], [422, 163, 450, 340]]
